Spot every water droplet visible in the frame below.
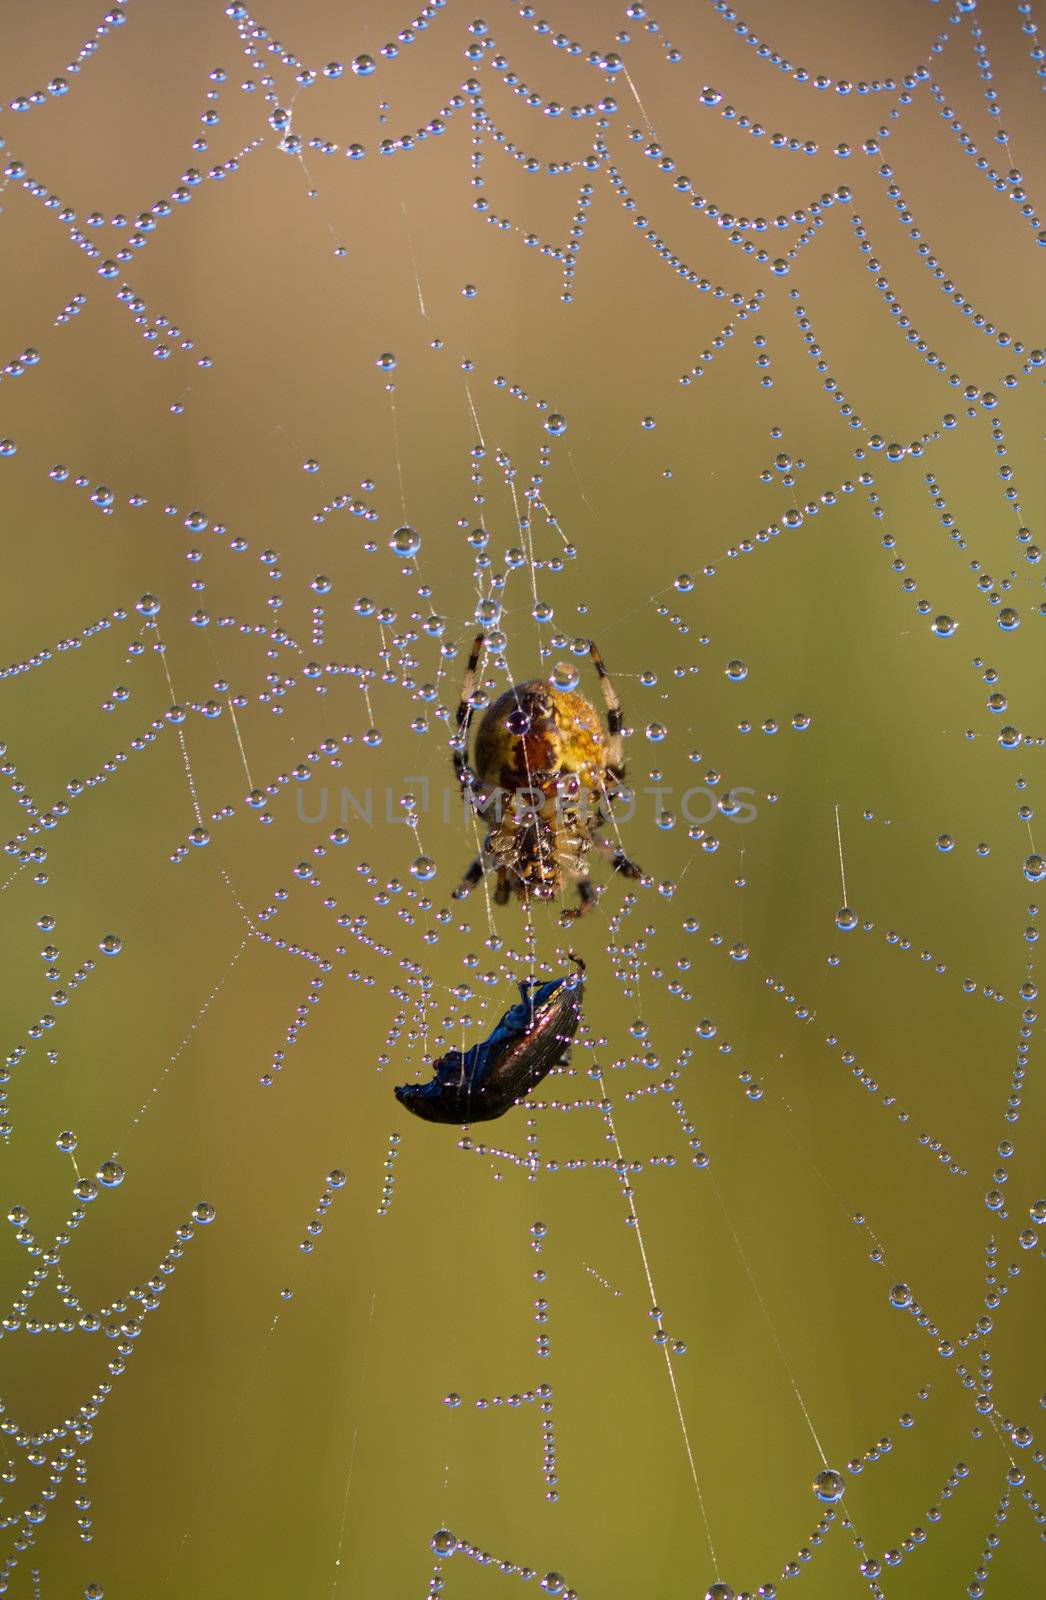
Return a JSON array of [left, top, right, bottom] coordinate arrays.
[[411, 855, 436, 881], [725, 659, 748, 681], [390, 526, 421, 558], [99, 933, 122, 955], [192, 1201, 216, 1225], [551, 662, 580, 692], [431, 1529, 457, 1556], [813, 1467, 845, 1503], [97, 1160, 124, 1188], [545, 413, 567, 436], [931, 615, 958, 638]]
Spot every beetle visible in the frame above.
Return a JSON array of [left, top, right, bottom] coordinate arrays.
[[394, 955, 585, 1124]]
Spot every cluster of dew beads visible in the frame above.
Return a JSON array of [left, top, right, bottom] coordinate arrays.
[[376, 1133, 400, 1216], [429, 1528, 578, 1593], [299, 1168, 347, 1255]]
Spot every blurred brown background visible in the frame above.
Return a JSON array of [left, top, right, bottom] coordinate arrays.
[[1, 1, 1044, 1596]]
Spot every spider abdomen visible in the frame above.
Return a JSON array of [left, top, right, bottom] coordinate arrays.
[[474, 681, 609, 799]]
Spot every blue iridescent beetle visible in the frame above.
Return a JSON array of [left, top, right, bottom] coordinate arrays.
[[395, 955, 585, 1124]]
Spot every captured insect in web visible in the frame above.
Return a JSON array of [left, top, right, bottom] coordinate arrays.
[[451, 634, 644, 920], [394, 955, 585, 1124]]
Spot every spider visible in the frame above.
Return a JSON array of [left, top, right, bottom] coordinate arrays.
[[451, 633, 644, 918]]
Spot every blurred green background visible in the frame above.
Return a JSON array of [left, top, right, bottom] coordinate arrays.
[[1, 2, 1044, 1596]]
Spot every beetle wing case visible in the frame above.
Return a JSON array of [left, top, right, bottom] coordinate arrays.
[[395, 958, 585, 1124]]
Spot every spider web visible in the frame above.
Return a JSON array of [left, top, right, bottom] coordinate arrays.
[[0, 1, 1045, 1597]]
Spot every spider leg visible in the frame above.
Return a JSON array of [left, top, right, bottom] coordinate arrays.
[[452, 632, 487, 802], [589, 772, 629, 834], [453, 854, 487, 901], [592, 833, 644, 880], [560, 876, 599, 921], [494, 866, 511, 906], [588, 639, 625, 772]]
